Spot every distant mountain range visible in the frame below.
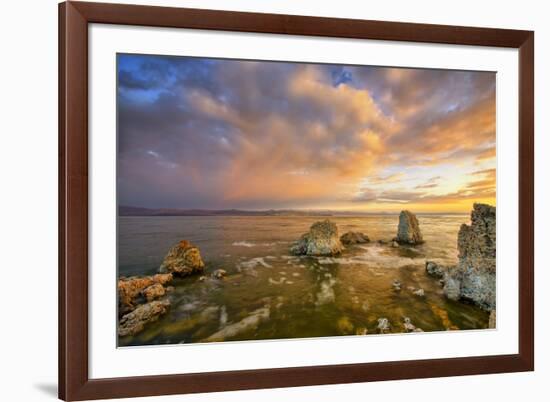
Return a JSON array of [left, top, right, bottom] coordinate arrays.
[[119, 205, 336, 217], [119, 205, 466, 217]]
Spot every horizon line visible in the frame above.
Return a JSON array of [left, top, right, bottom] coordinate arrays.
[[119, 205, 477, 216]]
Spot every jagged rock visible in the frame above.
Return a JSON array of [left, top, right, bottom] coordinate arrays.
[[118, 273, 173, 316], [212, 269, 227, 279], [340, 231, 370, 245], [159, 240, 205, 276], [290, 220, 343, 256], [118, 299, 170, 337], [413, 288, 425, 297], [426, 260, 446, 278], [395, 210, 423, 245], [488, 310, 496, 329], [142, 283, 166, 302], [443, 204, 496, 311], [377, 317, 390, 334]]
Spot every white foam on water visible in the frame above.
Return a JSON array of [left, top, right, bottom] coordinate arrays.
[[203, 306, 270, 342], [268, 277, 287, 285], [232, 241, 255, 247], [316, 278, 337, 305], [219, 306, 228, 328], [238, 257, 273, 269], [314, 245, 422, 269]]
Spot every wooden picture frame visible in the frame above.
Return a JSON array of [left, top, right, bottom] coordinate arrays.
[[59, 1, 534, 400]]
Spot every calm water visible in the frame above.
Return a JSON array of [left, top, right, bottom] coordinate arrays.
[[118, 215, 491, 346]]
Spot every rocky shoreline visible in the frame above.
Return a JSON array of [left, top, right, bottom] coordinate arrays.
[[118, 203, 496, 339]]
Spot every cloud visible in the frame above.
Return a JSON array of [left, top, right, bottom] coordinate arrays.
[[117, 54, 496, 211], [415, 176, 441, 189]]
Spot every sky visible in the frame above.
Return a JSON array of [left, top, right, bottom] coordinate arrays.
[[117, 54, 496, 213]]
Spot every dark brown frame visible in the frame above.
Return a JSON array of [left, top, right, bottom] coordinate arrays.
[[59, 1, 534, 400]]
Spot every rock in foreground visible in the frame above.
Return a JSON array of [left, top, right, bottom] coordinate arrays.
[[340, 231, 370, 245], [395, 210, 423, 245], [118, 273, 173, 316], [159, 240, 205, 276], [118, 299, 170, 337], [443, 203, 496, 311], [290, 220, 343, 256]]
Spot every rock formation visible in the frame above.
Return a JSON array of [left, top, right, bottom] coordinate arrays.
[[142, 283, 166, 302], [290, 220, 343, 256], [425, 261, 446, 278], [403, 317, 423, 333], [443, 203, 496, 311], [377, 317, 390, 334], [340, 231, 370, 245], [118, 273, 173, 316], [212, 269, 227, 279], [395, 210, 423, 245], [159, 240, 205, 276], [118, 299, 171, 337]]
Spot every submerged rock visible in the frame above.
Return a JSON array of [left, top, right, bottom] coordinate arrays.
[[425, 260, 446, 278], [203, 306, 270, 342], [118, 273, 173, 316], [395, 210, 423, 245], [118, 299, 170, 337], [212, 269, 227, 279], [159, 240, 205, 276], [290, 220, 343, 256], [443, 204, 496, 311], [340, 231, 370, 245]]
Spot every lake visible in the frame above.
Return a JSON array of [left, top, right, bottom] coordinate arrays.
[[118, 214, 491, 346]]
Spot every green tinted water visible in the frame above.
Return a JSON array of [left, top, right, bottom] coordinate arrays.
[[118, 215, 491, 346]]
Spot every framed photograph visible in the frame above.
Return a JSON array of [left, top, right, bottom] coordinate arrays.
[[59, 1, 534, 400]]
